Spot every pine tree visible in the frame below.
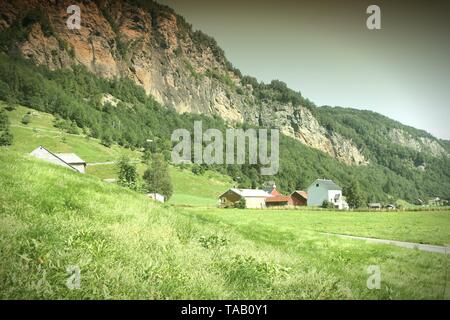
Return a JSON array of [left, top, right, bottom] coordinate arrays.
[[143, 153, 173, 200]]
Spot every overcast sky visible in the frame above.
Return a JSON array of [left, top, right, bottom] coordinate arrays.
[[158, 0, 450, 139]]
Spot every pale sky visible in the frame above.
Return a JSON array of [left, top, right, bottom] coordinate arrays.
[[158, 0, 450, 140]]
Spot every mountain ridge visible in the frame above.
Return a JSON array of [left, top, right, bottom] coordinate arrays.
[[1, 0, 449, 202], [0, 0, 397, 165]]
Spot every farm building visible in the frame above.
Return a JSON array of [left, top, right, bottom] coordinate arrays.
[[264, 181, 281, 196], [368, 203, 382, 210], [30, 146, 86, 174], [147, 192, 165, 203], [265, 195, 292, 207], [219, 188, 272, 209], [291, 191, 308, 206], [307, 179, 347, 209]]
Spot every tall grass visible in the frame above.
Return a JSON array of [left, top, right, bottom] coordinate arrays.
[[0, 150, 449, 299]]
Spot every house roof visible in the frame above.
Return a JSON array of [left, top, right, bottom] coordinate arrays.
[[220, 188, 272, 198], [55, 153, 86, 164], [308, 179, 342, 191], [291, 190, 308, 199], [32, 146, 79, 172], [265, 196, 291, 203]]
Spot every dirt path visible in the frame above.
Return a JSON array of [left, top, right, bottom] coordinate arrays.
[[321, 232, 450, 255]]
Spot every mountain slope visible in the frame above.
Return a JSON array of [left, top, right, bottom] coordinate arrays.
[[0, 0, 449, 202], [0, 0, 368, 164]]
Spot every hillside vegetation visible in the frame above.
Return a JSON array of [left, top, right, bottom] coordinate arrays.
[[1, 54, 449, 204], [0, 150, 449, 299], [1, 103, 231, 206], [0, 0, 448, 204]]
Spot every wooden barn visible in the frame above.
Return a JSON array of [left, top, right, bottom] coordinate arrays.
[[291, 191, 308, 206]]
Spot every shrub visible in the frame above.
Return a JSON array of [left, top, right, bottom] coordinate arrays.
[[199, 235, 228, 249], [235, 198, 246, 209], [21, 113, 31, 125]]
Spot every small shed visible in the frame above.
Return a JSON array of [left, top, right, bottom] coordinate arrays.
[[147, 192, 165, 203], [55, 153, 87, 173], [368, 203, 382, 210], [291, 191, 308, 206], [30, 146, 86, 174]]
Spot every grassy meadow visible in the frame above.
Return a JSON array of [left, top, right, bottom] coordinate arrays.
[[2, 105, 231, 206], [1, 104, 450, 300], [0, 150, 449, 299]]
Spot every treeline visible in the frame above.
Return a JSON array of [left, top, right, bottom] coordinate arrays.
[[1, 53, 449, 203]]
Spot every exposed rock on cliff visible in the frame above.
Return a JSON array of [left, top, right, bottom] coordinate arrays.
[[0, 0, 369, 164]]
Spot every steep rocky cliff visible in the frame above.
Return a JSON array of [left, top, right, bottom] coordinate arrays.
[[2, 0, 436, 166]]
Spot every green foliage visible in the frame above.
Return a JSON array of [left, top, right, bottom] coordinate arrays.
[[321, 200, 334, 209], [117, 156, 138, 190], [0, 108, 13, 146], [101, 135, 113, 148], [53, 117, 79, 134], [21, 113, 31, 125], [234, 198, 246, 209], [199, 234, 228, 249], [205, 69, 235, 89], [345, 180, 365, 209], [143, 153, 173, 199], [191, 164, 205, 175]]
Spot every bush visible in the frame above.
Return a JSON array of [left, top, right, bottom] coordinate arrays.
[[199, 235, 228, 249], [21, 113, 31, 125], [235, 198, 246, 209], [321, 200, 334, 209]]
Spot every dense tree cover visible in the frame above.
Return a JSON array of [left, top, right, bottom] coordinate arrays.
[[240, 76, 316, 110], [0, 108, 13, 146], [312, 106, 450, 201], [1, 53, 449, 203]]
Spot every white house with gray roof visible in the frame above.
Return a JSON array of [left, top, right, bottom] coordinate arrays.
[[30, 146, 86, 174], [307, 179, 347, 209]]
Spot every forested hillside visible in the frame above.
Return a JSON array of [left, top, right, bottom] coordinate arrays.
[[1, 53, 449, 204]]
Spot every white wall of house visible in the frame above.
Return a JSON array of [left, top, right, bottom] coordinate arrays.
[[328, 190, 344, 209], [244, 197, 267, 209], [307, 184, 329, 207], [148, 193, 165, 203], [71, 164, 86, 174], [307, 181, 344, 209]]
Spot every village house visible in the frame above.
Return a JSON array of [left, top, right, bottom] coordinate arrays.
[[219, 188, 272, 209], [265, 195, 292, 207], [290, 191, 308, 206], [30, 146, 86, 174], [307, 179, 347, 210]]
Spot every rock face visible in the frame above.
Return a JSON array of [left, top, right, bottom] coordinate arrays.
[[388, 128, 448, 157], [0, 0, 368, 164]]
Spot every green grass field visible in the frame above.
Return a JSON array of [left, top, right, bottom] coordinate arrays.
[[0, 150, 449, 299]]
